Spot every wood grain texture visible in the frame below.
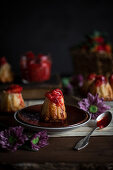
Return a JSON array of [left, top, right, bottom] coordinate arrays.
[[0, 136, 113, 164]]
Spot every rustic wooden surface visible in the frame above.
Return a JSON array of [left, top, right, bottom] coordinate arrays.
[[0, 136, 113, 165]]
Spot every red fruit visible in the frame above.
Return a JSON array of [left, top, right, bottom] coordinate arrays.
[[25, 51, 35, 60], [96, 75, 106, 81], [109, 74, 113, 84], [95, 75, 107, 87], [93, 36, 104, 43], [95, 80, 102, 87], [52, 89, 63, 96], [6, 84, 23, 93], [37, 54, 50, 63], [96, 45, 105, 52], [104, 44, 112, 53], [87, 73, 96, 81], [0, 57, 7, 66], [45, 89, 63, 106]]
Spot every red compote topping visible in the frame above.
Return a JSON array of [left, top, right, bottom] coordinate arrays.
[[6, 84, 23, 93], [95, 75, 107, 87], [109, 74, 113, 84], [45, 89, 63, 106], [0, 57, 7, 66], [87, 73, 96, 81]]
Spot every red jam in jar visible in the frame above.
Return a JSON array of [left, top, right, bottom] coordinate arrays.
[[45, 89, 63, 106], [20, 52, 52, 83]]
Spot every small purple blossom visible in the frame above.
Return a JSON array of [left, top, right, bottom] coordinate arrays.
[[0, 126, 28, 152], [78, 93, 111, 119], [71, 74, 84, 87], [30, 130, 48, 151]]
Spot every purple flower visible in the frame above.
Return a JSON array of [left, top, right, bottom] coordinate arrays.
[[0, 126, 28, 152], [78, 93, 111, 119], [71, 74, 84, 87], [30, 130, 48, 151]]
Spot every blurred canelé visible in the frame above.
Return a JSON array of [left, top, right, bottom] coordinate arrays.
[[0, 57, 14, 83], [70, 31, 113, 77], [0, 84, 25, 112], [82, 74, 113, 101], [41, 89, 67, 122], [82, 73, 96, 96]]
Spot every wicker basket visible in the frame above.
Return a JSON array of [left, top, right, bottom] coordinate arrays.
[[70, 48, 113, 77]]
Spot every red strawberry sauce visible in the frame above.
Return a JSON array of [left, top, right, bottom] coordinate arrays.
[[95, 75, 107, 87], [88, 73, 96, 81], [45, 89, 63, 106], [6, 85, 23, 93]]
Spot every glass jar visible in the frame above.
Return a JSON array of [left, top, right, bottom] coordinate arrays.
[[20, 52, 52, 83]]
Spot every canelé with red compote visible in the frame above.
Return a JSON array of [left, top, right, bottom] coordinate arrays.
[[41, 89, 67, 122], [0, 84, 25, 112]]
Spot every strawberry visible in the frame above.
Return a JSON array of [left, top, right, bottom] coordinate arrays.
[[93, 36, 104, 43], [95, 75, 107, 87], [96, 45, 105, 52], [26, 51, 35, 60], [45, 89, 63, 106], [37, 54, 50, 63], [104, 44, 112, 53], [109, 74, 113, 84]]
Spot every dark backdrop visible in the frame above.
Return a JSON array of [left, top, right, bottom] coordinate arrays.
[[0, 1, 113, 75]]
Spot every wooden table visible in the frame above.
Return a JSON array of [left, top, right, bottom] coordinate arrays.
[[0, 136, 113, 164]]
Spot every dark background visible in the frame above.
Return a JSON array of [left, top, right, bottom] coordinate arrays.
[[0, 0, 113, 76]]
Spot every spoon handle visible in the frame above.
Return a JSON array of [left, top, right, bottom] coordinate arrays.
[[74, 126, 97, 150]]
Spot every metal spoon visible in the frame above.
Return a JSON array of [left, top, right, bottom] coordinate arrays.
[[74, 111, 112, 150]]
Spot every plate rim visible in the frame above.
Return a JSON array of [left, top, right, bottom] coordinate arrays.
[[14, 104, 91, 131]]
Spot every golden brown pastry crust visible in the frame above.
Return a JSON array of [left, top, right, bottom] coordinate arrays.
[[41, 97, 67, 122], [0, 91, 25, 112], [90, 82, 113, 101], [0, 63, 13, 83]]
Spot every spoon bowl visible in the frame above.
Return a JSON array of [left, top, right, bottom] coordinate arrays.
[[96, 111, 112, 129]]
